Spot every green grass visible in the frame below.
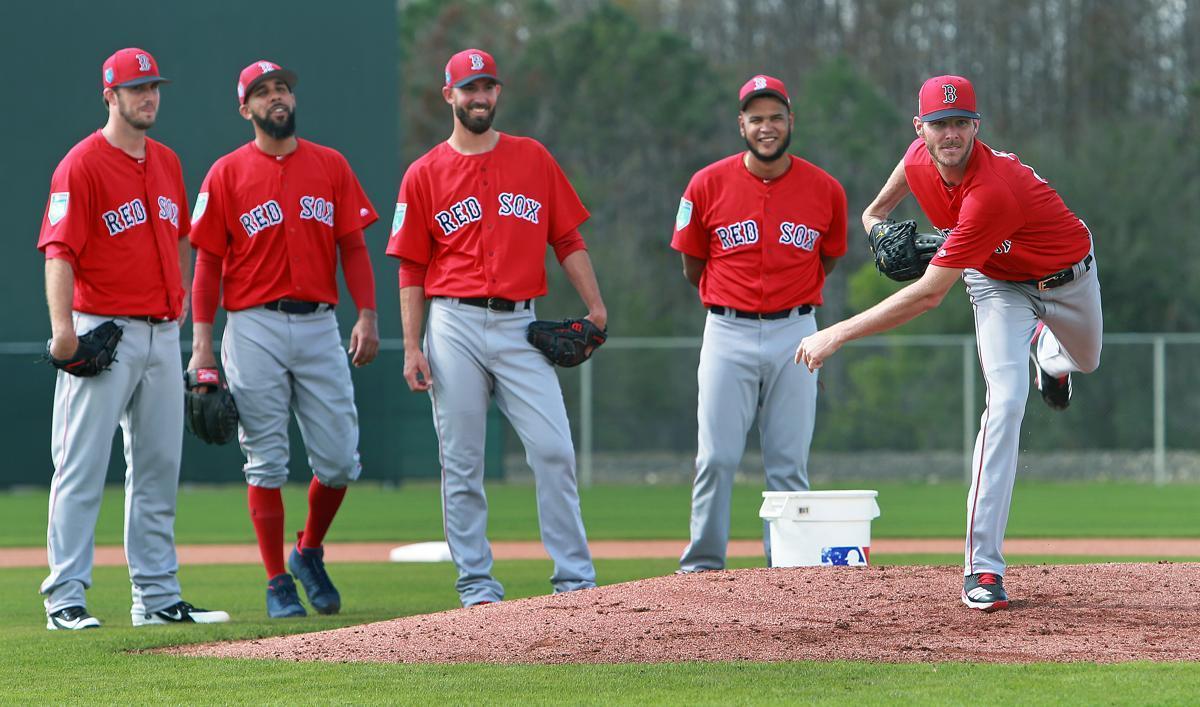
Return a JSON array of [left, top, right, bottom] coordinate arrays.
[[2, 480, 1197, 547], [3, 559, 1198, 705], [4, 483, 1198, 704]]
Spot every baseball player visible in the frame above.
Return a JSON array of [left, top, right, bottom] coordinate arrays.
[[187, 60, 379, 618], [36, 48, 229, 630], [388, 49, 606, 607], [796, 75, 1102, 611], [672, 75, 848, 572]]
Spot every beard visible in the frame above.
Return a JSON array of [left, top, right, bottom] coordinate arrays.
[[927, 139, 973, 169], [455, 103, 496, 134], [253, 105, 297, 139], [744, 130, 791, 162], [117, 97, 156, 130]]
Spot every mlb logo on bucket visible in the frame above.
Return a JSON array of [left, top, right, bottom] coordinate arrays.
[[821, 546, 869, 566]]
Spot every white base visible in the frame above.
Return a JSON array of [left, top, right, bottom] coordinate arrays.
[[389, 541, 453, 563]]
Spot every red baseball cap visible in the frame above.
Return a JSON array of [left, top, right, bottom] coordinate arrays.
[[237, 60, 298, 105], [102, 48, 169, 90], [739, 74, 790, 110], [918, 75, 980, 122], [445, 49, 501, 88]]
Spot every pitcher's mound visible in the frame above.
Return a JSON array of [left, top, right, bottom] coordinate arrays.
[[169, 563, 1199, 664]]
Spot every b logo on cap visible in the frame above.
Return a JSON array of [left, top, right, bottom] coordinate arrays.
[[258, 61, 276, 74], [469, 54, 485, 71], [942, 84, 958, 104], [753, 76, 767, 90], [136, 54, 152, 72]]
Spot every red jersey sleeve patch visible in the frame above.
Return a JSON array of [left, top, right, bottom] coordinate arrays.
[[188, 166, 229, 257], [385, 167, 433, 265], [669, 175, 710, 259], [37, 155, 92, 257]]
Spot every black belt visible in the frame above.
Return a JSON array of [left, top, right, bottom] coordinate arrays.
[[709, 305, 813, 320], [458, 297, 532, 312], [263, 299, 327, 314], [125, 315, 173, 324], [1024, 254, 1093, 291]]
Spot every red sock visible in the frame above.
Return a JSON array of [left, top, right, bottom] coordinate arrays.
[[247, 485, 286, 579], [299, 477, 347, 549]]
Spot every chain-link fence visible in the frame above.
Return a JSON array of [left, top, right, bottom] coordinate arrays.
[[502, 333, 1200, 486], [9, 333, 1200, 487]]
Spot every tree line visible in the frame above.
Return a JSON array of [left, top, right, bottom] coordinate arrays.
[[397, 0, 1200, 453]]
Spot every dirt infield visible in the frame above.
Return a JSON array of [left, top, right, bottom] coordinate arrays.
[[4, 537, 1198, 567], [169, 562, 1199, 664]]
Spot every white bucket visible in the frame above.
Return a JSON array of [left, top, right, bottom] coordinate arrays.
[[759, 490, 881, 567]]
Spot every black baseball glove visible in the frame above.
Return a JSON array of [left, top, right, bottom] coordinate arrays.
[[184, 368, 239, 445], [526, 318, 607, 368], [867, 219, 947, 282], [45, 320, 123, 377]]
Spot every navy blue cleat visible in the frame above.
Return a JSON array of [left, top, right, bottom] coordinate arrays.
[[289, 546, 341, 615], [962, 572, 1010, 612], [266, 573, 307, 618]]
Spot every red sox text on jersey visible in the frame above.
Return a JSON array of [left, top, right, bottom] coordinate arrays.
[[189, 139, 377, 310], [38, 131, 190, 318], [671, 153, 847, 311], [434, 193, 542, 236], [387, 134, 588, 299]]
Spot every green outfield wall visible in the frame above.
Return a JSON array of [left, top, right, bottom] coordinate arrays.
[[1, 0, 504, 486]]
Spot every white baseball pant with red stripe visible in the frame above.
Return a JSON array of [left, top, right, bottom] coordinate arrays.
[[962, 252, 1102, 577], [41, 312, 185, 620], [424, 297, 595, 606]]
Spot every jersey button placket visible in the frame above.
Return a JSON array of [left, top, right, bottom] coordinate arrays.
[[279, 167, 302, 297], [758, 190, 770, 314]]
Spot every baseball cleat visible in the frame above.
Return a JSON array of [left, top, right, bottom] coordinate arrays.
[[1031, 322, 1071, 410], [134, 600, 230, 626], [961, 572, 1009, 611], [289, 545, 341, 615], [266, 574, 307, 618], [47, 606, 101, 631]]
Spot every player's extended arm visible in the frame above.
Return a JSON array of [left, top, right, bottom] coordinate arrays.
[[795, 264, 962, 371], [862, 158, 911, 233], [681, 254, 706, 288], [45, 257, 78, 360], [560, 249, 607, 331], [399, 280, 432, 392]]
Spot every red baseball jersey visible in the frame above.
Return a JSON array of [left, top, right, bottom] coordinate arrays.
[[671, 153, 847, 311], [37, 131, 189, 318], [189, 139, 378, 311], [386, 134, 589, 299], [906, 138, 1091, 280]]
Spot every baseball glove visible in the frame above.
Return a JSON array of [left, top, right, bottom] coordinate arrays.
[[526, 318, 607, 368], [184, 368, 239, 445], [867, 219, 947, 282], [45, 320, 123, 377]]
